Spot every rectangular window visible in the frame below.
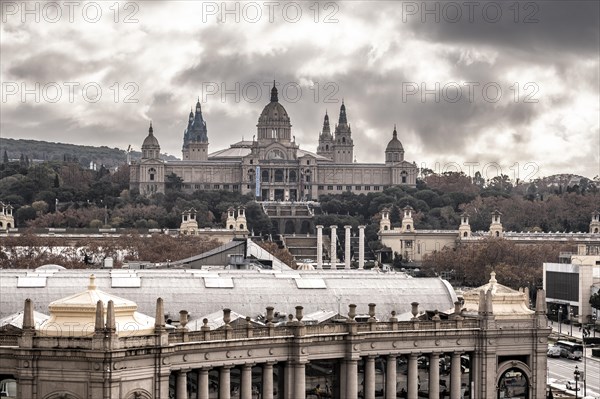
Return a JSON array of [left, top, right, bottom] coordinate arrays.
[[356, 186, 361, 190], [213, 184, 220, 189], [318, 185, 324, 190], [224, 184, 230, 189], [374, 186, 380, 191], [364, 186, 370, 191], [346, 185, 352, 191], [327, 185, 333, 190], [233, 185, 239, 190], [204, 184, 211, 189], [337, 185, 343, 191]]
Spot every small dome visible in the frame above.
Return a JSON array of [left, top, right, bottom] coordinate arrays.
[[142, 122, 160, 148], [385, 126, 404, 152]]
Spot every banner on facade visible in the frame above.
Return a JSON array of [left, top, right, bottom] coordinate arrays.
[[255, 166, 261, 198]]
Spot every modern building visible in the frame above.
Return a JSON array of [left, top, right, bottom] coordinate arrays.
[[379, 207, 600, 264], [543, 244, 600, 325], [0, 270, 550, 399], [129, 83, 418, 200]]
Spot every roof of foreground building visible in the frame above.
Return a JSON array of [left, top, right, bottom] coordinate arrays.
[[0, 269, 457, 323]]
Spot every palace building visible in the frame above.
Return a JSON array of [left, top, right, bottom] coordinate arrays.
[[129, 83, 418, 200]]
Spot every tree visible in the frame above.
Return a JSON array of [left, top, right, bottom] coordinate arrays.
[[54, 173, 60, 188], [2, 150, 8, 164]]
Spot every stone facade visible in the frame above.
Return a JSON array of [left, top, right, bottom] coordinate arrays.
[[0, 273, 550, 399], [130, 83, 418, 199], [0, 202, 14, 230]]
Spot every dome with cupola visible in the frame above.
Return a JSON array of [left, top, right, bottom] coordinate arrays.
[[257, 81, 292, 142], [385, 125, 404, 163]]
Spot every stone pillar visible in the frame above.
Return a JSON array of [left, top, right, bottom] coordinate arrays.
[[293, 362, 306, 399], [339, 360, 347, 399], [220, 366, 232, 399], [407, 354, 418, 399], [346, 359, 358, 398], [429, 353, 440, 399], [358, 225, 365, 269], [364, 356, 376, 399], [450, 353, 461, 399], [316, 225, 323, 269], [386, 355, 397, 399], [197, 368, 209, 399], [344, 225, 352, 269], [330, 225, 337, 268], [241, 364, 252, 399], [176, 370, 188, 399], [262, 362, 274, 399]]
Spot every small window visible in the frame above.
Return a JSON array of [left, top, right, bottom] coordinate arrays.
[[224, 184, 230, 189], [406, 224, 411, 231], [327, 185, 333, 190], [374, 186, 380, 191], [364, 186, 370, 191], [356, 186, 361, 190], [337, 185, 342, 191], [463, 232, 468, 237], [306, 160, 310, 165], [318, 185, 324, 190], [495, 231, 500, 237], [346, 185, 352, 191], [214, 184, 220, 189], [233, 185, 239, 190]]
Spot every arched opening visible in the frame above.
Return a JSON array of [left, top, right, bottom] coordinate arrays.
[[497, 367, 529, 399], [300, 220, 311, 234], [401, 171, 407, 184], [384, 226, 388, 230], [289, 170, 297, 182], [406, 224, 411, 231], [325, 144, 329, 151], [342, 137, 346, 143], [0, 222, 3, 228], [274, 169, 284, 182], [595, 227, 599, 233], [148, 167, 156, 181], [463, 231, 468, 237], [239, 224, 244, 230], [0, 377, 17, 398], [495, 231, 500, 237], [284, 220, 295, 234], [262, 170, 269, 182], [229, 224, 234, 230], [6, 223, 11, 228]]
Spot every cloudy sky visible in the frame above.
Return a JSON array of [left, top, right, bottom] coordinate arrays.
[[1, 1, 599, 180]]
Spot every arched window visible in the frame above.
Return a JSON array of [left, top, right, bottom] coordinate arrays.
[[595, 228, 599, 233], [325, 144, 329, 151], [342, 137, 346, 143], [495, 231, 500, 237], [406, 224, 411, 231], [229, 224, 234, 229], [239, 224, 244, 230], [463, 231, 468, 237], [262, 170, 269, 182], [289, 170, 297, 182], [274, 169, 284, 182], [401, 170, 407, 184], [148, 168, 156, 181], [384, 226, 388, 230]]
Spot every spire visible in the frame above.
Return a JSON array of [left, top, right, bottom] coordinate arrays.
[[393, 124, 397, 138], [189, 107, 194, 120], [270, 80, 278, 102], [196, 97, 201, 112], [322, 111, 331, 135], [149, 121, 153, 135], [338, 100, 347, 124]]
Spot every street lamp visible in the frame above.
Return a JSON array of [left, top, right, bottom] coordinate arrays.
[[558, 308, 563, 336], [570, 309, 573, 336], [573, 365, 580, 399]]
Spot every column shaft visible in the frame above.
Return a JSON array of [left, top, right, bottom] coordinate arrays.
[[316, 225, 323, 269], [364, 356, 376, 399], [385, 355, 397, 399], [176, 370, 187, 399], [330, 226, 337, 269], [346, 359, 358, 398], [358, 225, 365, 269], [294, 362, 306, 399], [220, 367, 231, 399], [407, 354, 418, 399], [241, 364, 252, 399], [450, 353, 461, 399], [198, 369, 209, 399], [344, 225, 352, 269], [262, 362, 274, 399], [429, 353, 440, 399]]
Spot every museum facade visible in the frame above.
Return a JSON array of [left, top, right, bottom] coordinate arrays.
[[129, 83, 418, 200]]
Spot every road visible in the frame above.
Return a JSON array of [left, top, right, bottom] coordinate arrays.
[[548, 354, 600, 397]]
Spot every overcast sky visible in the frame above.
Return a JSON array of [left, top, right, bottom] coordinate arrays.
[[1, 1, 599, 180]]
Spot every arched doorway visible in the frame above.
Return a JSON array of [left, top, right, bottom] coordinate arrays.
[[284, 220, 295, 234], [497, 366, 529, 399]]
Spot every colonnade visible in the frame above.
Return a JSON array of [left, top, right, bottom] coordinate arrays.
[[316, 225, 366, 269], [172, 352, 468, 399]]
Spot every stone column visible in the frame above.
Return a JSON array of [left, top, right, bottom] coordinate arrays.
[[385, 355, 397, 399], [220, 366, 232, 399], [344, 225, 352, 269], [241, 364, 252, 399], [316, 225, 323, 269], [450, 353, 461, 399], [407, 354, 418, 399], [197, 368, 209, 399], [428, 353, 440, 399], [176, 370, 188, 399], [339, 360, 347, 399], [293, 362, 306, 399], [330, 225, 337, 269], [346, 359, 358, 398], [262, 362, 274, 399], [364, 356, 376, 399], [358, 225, 365, 269]]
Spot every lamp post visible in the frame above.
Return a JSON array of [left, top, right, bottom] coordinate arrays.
[[574, 365, 580, 399], [558, 307, 563, 337], [570, 309, 573, 336]]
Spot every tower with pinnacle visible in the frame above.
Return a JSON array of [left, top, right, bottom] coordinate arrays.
[[182, 98, 209, 161]]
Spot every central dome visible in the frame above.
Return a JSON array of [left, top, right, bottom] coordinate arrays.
[[256, 81, 292, 142], [258, 101, 290, 124]]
